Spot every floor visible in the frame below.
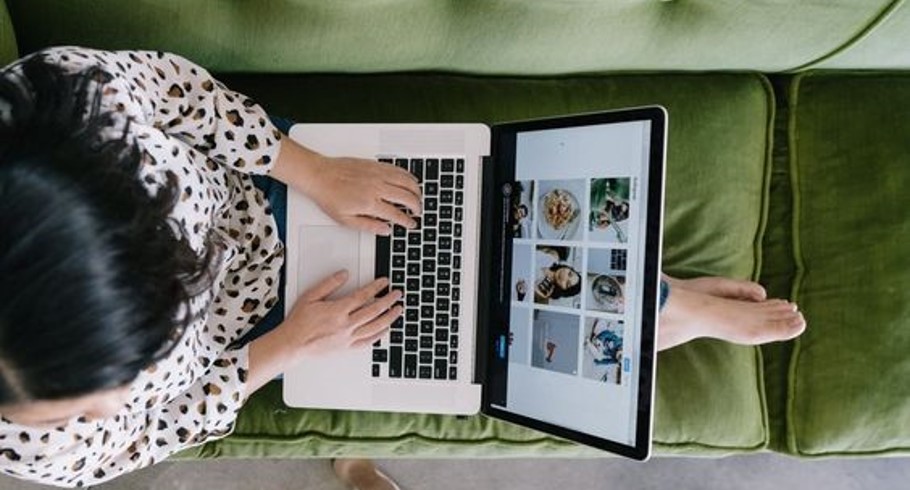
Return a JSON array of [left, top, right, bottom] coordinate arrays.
[[2, 454, 908, 489]]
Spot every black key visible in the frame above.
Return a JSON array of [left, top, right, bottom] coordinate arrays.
[[422, 244, 437, 257], [455, 208, 463, 221], [451, 319, 459, 332], [426, 159, 440, 180], [420, 335, 434, 349], [441, 174, 454, 188], [439, 267, 451, 281], [407, 278, 420, 290], [436, 297, 450, 311], [409, 159, 423, 180], [405, 339, 418, 352], [408, 232, 421, 245], [452, 287, 460, 301], [406, 308, 419, 321], [435, 328, 449, 342], [452, 303, 460, 316], [412, 215, 421, 228], [424, 214, 438, 227], [421, 290, 435, 303], [407, 247, 421, 261], [442, 159, 455, 172], [453, 256, 461, 269], [420, 320, 434, 334], [453, 271, 461, 284], [425, 182, 439, 195], [440, 206, 453, 220], [405, 322, 419, 337], [391, 269, 405, 284], [373, 349, 388, 362], [454, 223, 462, 237], [454, 239, 462, 253], [435, 342, 449, 356], [389, 347, 402, 378], [440, 221, 453, 234], [423, 228, 437, 242], [422, 275, 436, 288], [405, 354, 417, 378], [457, 158, 465, 171], [439, 237, 452, 250], [440, 190, 453, 203], [449, 366, 458, 379], [420, 304, 434, 318], [419, 366, 432, 379], [390, 331, 403, 344], [407, 263, 420, 276], [420, 350, 433, 364], [395, 158, 409, 169], [393, 225, 406, 237], [393, 240, 406, 253], [391, 317, 404, 331], [392, 254, 406, 268], [434, 359, 448, 379], [425, 197, 438, 212], [439, 252, 451, 266], [379, 158, 393, 164], [406, 293, 419, 306], [422, 260, 436, 273], [450, 348, 458, 363], [451, 335, 459, 349], [374, 339, 382, 348], [437, 283, 450, 296], [456, 175, 464, 189], [372, 364, 380, 377], [436, 313, 450, 326], [455, 191, 463, 205]]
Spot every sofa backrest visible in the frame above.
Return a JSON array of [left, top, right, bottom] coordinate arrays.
[[6, 0, 910, 74]]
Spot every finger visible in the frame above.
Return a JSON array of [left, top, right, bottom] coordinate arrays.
[[350, 306, 403, 348], [350, 289, 403, 327], [384, 166, 422, 199], [381, 185, 422, 217], [341, 215, 392, 236], [299, 270, 349, 302], [342, 277, 391, 311], [371, 201, 416, 230]]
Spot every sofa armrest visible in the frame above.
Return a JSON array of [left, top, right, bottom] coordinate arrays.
[[0, 0, 18, 65]]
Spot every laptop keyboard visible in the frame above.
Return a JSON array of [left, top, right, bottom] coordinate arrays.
[[373, 157, 466, 381]]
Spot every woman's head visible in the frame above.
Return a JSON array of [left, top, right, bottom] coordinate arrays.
[[546, 264, 581, 299], [0, 55, 216, 414]]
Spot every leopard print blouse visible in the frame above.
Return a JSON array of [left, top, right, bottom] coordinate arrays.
[[0, 47, 284, 487]]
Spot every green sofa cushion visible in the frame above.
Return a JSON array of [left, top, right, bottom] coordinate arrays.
[[174, 72, 775, 458], [0, 0, 17, 65], [6, 0, 901, 73], [787, 72, 910, 456]]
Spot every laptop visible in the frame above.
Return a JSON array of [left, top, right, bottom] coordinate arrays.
[[282, 107, 667, 460]]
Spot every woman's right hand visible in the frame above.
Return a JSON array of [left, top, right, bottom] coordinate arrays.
[[281, 270, 402, 357]]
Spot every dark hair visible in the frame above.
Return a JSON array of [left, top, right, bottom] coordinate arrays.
[[547, 264, 581, 299], [0, 55, 218, 404]]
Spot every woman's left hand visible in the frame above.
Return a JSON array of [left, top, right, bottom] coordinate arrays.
[[308, 155, 422, 235]]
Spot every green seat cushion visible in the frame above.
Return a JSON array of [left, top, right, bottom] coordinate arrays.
[[174, 72, 775, 458], [0, 0, 17, 65], [6, 0, 899, 73], [787, 72, 910, 456]]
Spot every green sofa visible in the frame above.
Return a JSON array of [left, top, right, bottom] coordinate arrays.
[[3, 0, 910, 459]]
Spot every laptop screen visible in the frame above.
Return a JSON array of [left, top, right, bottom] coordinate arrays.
[[482, 108, 665, 459]]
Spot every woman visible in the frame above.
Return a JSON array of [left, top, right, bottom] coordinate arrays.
[[533, 246, 582, 304], [0, 47, 806, 488]]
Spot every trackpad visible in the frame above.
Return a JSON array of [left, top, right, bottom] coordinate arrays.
[[299, 226, 360, 299]]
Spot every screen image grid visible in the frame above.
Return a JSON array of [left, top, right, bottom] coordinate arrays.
[[504, 121, 648, 445]]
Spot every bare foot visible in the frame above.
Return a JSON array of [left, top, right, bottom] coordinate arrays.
[[657, 285, 805, 351], [664, 274, 767, 302], [332, 459, 401, 490]]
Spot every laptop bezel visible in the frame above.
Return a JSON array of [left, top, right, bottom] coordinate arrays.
[[477, 107, 667, 461]]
